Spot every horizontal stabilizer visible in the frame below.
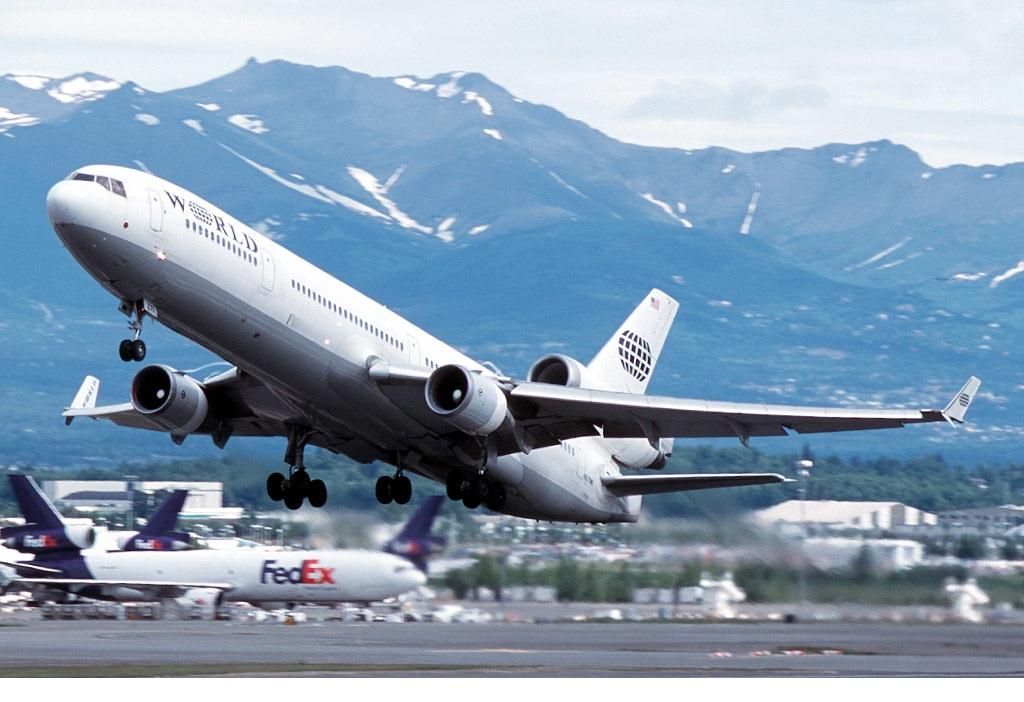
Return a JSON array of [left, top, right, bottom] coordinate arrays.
[[602, 472, 788, 497], [0, 560, 64, 576], [941, 376, 981, 424]]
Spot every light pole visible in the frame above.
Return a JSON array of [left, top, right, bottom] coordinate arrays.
[[795, 459, 813, 616], [124, 474, 138, 531]]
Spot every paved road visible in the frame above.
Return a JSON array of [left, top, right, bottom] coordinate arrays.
[[1, 618, 1022, 676]]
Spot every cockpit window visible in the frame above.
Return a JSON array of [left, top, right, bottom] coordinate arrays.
[[69, 171, 126, 197]]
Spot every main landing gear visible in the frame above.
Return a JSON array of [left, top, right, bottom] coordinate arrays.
[[376, 455, 413, 506], [266, 426, 327, 510], [117, 300, 147, 362], [445, 470, 507, 512]]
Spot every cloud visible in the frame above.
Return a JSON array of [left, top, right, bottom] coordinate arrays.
[[625, 79, 830, 122]]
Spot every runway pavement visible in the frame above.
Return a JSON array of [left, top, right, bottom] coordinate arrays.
[[1, 616, 1022, 676]]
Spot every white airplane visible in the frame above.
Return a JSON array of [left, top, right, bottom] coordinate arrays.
[[48, 166, 980, 523]]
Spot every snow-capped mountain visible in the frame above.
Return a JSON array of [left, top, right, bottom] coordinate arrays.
[[0, 59, 1019, 465]]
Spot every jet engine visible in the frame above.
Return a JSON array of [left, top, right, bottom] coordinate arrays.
[[130, 364, 209, 437], [115, 533, 191, 551], [526, 354, 588, 388], [425, 365, 507, 435], [1, 524, 96, 554], [608, 437, 674, 470]]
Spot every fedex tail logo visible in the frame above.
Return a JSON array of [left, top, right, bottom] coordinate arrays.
[[260, 559, 335, 585], [133, 539, 164, 551]]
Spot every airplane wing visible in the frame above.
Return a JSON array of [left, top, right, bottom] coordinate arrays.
[[602, 473, 789, 496], [62, 368, 292, 442], [505, 376, 982, 449]]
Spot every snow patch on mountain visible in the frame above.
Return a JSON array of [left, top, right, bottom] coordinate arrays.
[[47, 76, 120, 104], [951, 272, 987, 282], [721, 164, 735, 174], [0, 107, 39, 128], [314, 185, 390, 221], [832, 147, 868, 167], [393, 77, 435, 92], [134, 113, 159, 126], [640, 193, 692, 228], [437, 216, 456, 243], [223, 145, 332, 204], [183, 119, 205, 135], [469, 224, 490, 235], [483, 128, 502, 140], [347, 166, 433, 235], [739, 188, 760, 235], [462, 91, 493, 116], [196, 102, 221, 112], [546, 170, 587, 199], [989, 260, 1024, 288], [228, 114, 269, 134], [436, 72, 465, 99], [845, 237, 912, 271], [8, 75, 48, 90]]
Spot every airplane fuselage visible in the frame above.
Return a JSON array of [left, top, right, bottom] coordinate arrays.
[[47, 166, 642, 523], [30, 548, 425, 604]]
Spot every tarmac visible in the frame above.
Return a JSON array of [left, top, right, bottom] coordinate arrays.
[[1, 612, 1022, 676]]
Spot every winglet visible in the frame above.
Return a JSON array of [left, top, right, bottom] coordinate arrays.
[[941, 376, 981, 425], [64, 375, 101, 425]]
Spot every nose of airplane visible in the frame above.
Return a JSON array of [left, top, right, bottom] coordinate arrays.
[[46, 180, 77, 225]]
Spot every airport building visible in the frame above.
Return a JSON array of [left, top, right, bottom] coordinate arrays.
[[936, 506, 1024, 534], [41, 480, 244, 521], [754, 500, 937, 534]]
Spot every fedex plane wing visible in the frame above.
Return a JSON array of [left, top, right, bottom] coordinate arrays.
[[48, 166, 979, 525]]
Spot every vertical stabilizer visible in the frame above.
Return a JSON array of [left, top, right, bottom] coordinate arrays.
[[8, 475, 65, 530], [137, 489, 188, 536], [586, 289, 679, 394]]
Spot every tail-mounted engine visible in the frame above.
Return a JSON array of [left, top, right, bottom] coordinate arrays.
[[116, 532, 191, 552], [526, 354, 588, 388], [1, 524, 96, 554], [130, 364, 209, 437], [425, 364, 508, 435]]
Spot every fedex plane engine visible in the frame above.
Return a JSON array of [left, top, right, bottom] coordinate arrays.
[[607, 437, 674, 470], [527, 354, 588, 388], [425, 365, 507, 435], [130, 365, 209, 437], [1, 524, 96, 554]]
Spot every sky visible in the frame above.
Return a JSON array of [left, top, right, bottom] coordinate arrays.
[[3, 0, 1024, 167]]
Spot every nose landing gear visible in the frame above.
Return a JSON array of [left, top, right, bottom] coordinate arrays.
[[117, 300, 148, 362]]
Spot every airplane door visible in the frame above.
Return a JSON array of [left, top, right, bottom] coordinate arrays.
[[406, 335, 420, 366], [147, 189, 163, 233], [260, 251, 275, 292]]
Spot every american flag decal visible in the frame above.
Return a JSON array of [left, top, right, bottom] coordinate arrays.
[[958, 393, 971, 407], [650, 296, 660, 311]]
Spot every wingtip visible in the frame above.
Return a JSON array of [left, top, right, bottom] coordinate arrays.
[[941, 375, 982, 424]]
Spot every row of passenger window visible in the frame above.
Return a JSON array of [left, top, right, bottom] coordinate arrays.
[[186, 218, 258, 267], [71, 172, 127, 197], [290, 279, 405, 352]]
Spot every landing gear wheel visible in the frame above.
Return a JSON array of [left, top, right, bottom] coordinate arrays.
[[462, 480, 482, 509], [307, 479, 328, 508], [485, 483, 507, 511], [266, 472, 286, 502], [446, 472, 464, 501], [283, 490, 304, 510], [118, 339, 133, 362], [392, 475, 412, 505], [375, 475, 394, 505], [130, 339, 146, 362], [289, 469, 310, 495]]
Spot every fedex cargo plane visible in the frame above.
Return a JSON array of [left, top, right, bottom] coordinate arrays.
[[0, 475, 429, 605], [49, 166, 979, 523]]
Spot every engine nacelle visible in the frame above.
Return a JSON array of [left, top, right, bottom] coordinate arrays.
[[608, 437, 673, 470], [1, 525, 95, 554], [424, 365, 508, 435], [116, 532, 191, 551], [526, 354, 588, 388], [130, 364, 209, 437]]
